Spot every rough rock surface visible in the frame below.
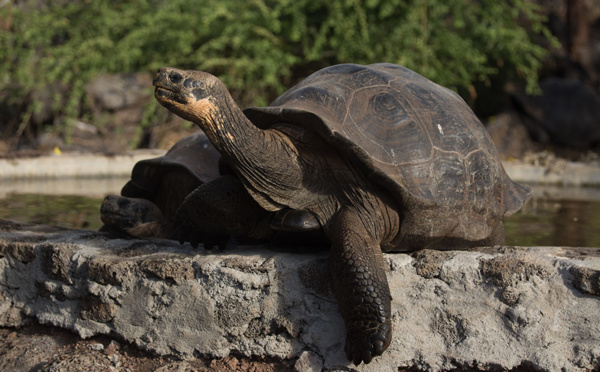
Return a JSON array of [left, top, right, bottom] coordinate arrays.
[[485, 110, 539, 160], [0, 219, 599, 372]]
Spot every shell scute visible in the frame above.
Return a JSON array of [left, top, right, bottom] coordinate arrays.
[[431, 151, 468, 210], [345, 86, 433, 166], [244, 63, 530, 244]]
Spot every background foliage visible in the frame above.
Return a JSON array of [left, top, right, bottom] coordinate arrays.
[[0, 0, 557, 142]]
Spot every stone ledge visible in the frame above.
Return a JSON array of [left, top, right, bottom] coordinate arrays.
[[0, 219, 599, 372], [0, 150, 164, 180], [503, 160, 600, 187]]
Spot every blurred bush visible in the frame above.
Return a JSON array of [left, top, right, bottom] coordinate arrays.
[[0, 0, 557, 143]]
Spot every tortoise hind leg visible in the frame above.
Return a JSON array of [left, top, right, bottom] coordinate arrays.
[[328, 208, 392, 365]]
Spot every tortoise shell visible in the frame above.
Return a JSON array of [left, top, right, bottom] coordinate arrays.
[[244, 63, 530, 247], [121, 133, 221, 218]]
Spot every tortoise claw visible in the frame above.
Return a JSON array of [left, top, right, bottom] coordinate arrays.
[[344, 322, 390, 365], [189, 235, 200, 249], [200, 234, 229, 250], [216, 235, 231, 250], [168, 224, 189, 246]]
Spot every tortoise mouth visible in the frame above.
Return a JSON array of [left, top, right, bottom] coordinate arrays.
[[154, 86, 188, 105], [100, 208, 137, 229], [154, 86, 171, 97], [153, 71, 183, 103], [153, 76, 174, 94]]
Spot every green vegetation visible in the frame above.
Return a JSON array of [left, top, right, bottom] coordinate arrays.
[[0, 0, 558, 140]]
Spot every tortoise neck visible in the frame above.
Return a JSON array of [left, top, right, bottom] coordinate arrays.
[[195, 92, 267, 162], [193, 92, 303, 212]]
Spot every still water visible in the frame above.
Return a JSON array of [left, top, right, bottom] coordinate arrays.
[[0, 177, 129, 231], [504, 185, 600, 247], [0, 179, 599, 247]]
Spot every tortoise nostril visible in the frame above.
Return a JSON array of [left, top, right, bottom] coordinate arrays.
[[169, 72, 183, 84]]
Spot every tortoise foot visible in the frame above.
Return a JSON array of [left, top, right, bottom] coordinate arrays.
[[345, 319, 391, 365], [169, 208, 229, 249]]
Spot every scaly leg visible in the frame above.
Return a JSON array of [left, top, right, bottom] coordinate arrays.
[[328, 208, 392, 365]]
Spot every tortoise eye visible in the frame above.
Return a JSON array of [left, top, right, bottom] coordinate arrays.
[[169, 72, 183, 84]]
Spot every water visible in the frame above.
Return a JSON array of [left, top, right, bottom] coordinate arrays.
[[0, 177, 128, 231], [504, 185, 600, 247], [0, 179, 599, 247]]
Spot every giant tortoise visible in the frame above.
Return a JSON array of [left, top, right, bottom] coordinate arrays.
[[100, 132, 321, 241], [151, 63, 531, 364], [100, 133, 221, 237]]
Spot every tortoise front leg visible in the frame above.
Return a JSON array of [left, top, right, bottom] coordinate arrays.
[[171, 175, 273, 248], [328, 209, 392, 365]]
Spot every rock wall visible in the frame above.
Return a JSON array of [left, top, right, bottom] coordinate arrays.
[[0, 219, 599, 372]]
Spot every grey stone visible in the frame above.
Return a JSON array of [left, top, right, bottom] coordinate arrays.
[[485, 111, 538, 160], [153, 362, 196, 372], [518, 78, 600, 149], [0, 220, 599, 372], [85, 73, 152, 112], [571, 265, 600, 296], [89, 343, 104, 351], [295, 350, 324, 372]]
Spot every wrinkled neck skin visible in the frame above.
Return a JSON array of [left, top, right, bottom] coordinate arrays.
[[192, 92, 304, 212]]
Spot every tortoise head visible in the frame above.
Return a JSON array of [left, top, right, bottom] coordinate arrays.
[[153, 67, 225, 123]]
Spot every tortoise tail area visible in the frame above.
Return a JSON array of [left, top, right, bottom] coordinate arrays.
[[502, 178, 532, 218]]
